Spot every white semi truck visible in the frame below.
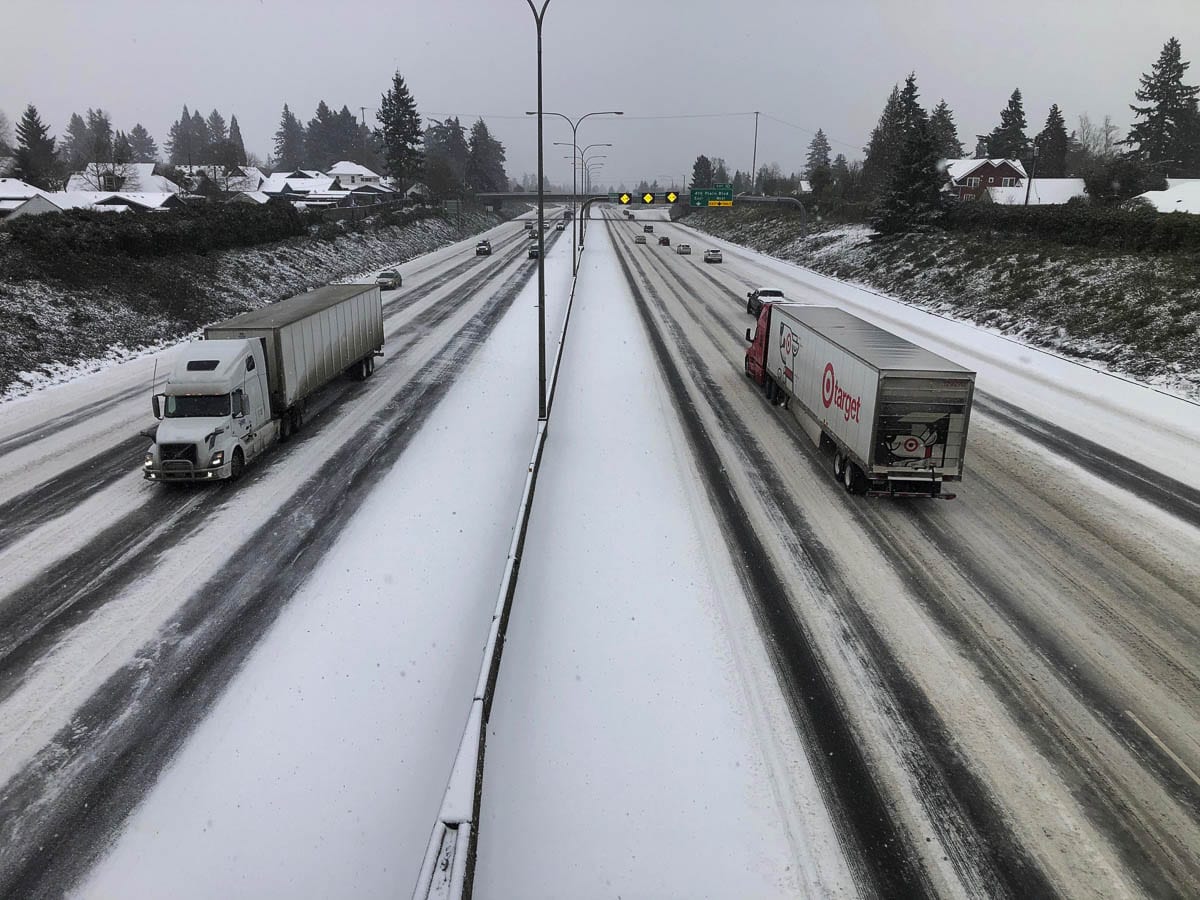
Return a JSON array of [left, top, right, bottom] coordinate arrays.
[[144, 283, 384, 482], [745, 304, 975, 499]]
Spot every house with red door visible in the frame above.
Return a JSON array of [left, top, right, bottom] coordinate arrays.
[[942, 158, 1027, 200]]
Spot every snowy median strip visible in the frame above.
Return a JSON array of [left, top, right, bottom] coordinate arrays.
[[413, 260, 581, 900]]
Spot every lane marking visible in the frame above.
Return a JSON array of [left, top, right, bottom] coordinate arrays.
[[1125, 709, 1200, 790]]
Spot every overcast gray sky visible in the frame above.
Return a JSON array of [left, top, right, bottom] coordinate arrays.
[[4, 0, 1199, 188]]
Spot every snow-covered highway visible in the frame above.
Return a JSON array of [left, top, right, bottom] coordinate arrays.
[[0, 205, 1197, 898]]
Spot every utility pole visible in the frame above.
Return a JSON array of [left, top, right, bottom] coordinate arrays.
[[750, 110, 760, 194], [1023, 142, 1040, 206], [526, 0, 550, 420]]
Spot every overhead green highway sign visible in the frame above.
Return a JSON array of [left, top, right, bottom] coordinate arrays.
[[690, 186, 734, 207]]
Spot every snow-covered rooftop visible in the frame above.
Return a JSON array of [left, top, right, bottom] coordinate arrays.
[[986, 178, 1087, 205], [1135, 181, 1200, 214], [326, 161, 379, 178], [0, 178, 49, 199], [260, 173, 337, 195], [943, 158, 1028, 181], [64, 163, 181, 194]]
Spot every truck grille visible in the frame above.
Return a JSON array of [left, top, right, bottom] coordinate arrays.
[[160, 443, 198, 463]]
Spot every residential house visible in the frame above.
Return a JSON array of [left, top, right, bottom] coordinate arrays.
[[326, 161, 382, 187], [44, 191, 184, 212], [0, 178, 62, 220], [1135, 181, 1200, 214], [943, 158, 1027, 201], [176, 165, 268, 196], [985, 178, 1088, 205], [65, 162, 181, 194]]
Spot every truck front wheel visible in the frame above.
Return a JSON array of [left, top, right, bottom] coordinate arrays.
[[230, 448, 245, 480]]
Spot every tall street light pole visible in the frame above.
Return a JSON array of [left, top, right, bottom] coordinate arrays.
[[525, 0, 550, 420], [526, 109, 623, 276]]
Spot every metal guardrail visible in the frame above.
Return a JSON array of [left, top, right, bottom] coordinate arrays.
[[412, 244, 584, 900]]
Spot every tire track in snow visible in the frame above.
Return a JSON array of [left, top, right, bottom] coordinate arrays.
[[610, 216, 1054, 899], [0, 252, 540, 899]]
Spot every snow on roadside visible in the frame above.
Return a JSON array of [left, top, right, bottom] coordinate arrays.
[[73, 230, 572, 899], [473, 217, 847, 898]]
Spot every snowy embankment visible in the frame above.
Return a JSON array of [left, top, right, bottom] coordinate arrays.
[[0, 208, 511, 400], [679, 206, 1200, 400]]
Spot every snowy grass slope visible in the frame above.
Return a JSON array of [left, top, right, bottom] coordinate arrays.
[[679, 206, 1200, 399], [0, 209, 511, 400]]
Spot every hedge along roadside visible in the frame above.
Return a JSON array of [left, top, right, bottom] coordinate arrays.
[[412, 260, 584, 900]]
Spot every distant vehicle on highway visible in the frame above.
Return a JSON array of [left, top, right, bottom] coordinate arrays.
[[658, 235, 670, 246], [556, 221, 565, 231], [744, 304, 975, 498], [746, 288, 784, 315], [634, 234, 647, 244], [643, 224, 654, 233], [703, 248, 722, 263], [528, 246, 540, 259], [676, 243, 692, 255], [376, 270, 402, 290], [144, 284, 383, 483], [524, 220, 534, 231], [527, 228, 537, 239], [475, 240, 491, 256]]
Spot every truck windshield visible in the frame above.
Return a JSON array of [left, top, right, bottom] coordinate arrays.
[[165, 394, 230, 418]]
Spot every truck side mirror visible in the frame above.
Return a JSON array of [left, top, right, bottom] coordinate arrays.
[[152, 394, 162, 419], [745, 328, 752, 342]]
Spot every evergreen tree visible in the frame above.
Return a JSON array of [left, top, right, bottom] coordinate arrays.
[[804, 128, 831, 176], [86, 108, 113, 161], [273, 104, 307, 171], [973, 135, 988, 158], [1035, 104, 1069, 177], [871, 117, 945, 235], [896, 73, 926, 135], [830, 153, 850, 193], [206, 109, 228, 145], [128, 123, 159, 162], [59, 112, 91, 172], [731, 169, 748, 194], [166, 105, 194, 165], [986, 89, 1029, 161], [712, 157, 730, 184], [690, 154, 714, 188], [306, 100, 337, 168], [190, 109, 211, 161], [425, 117, 469, 191], [929, 99, 964, 160], [112, 130, 132, 164], [1082, 156, 1167, 204], [465, 118, 507, 193], [227, 115, 247, 166], [331, 105, 363, 164], [0, 109, 11, 155], [862, 85, 904, 197], [14, 104, 58, 189], [377, 72, 422, 186], [1125, 37, 1200, 176]]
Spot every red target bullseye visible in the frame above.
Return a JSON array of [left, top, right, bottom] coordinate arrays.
[[821, 363, 835, 408], [902, 437, 920, 452]]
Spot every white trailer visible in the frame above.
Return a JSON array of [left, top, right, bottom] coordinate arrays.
[[745, 304, 975, 498], [144, 284, 383, 482]]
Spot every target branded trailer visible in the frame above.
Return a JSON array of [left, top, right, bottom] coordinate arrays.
[[745, 304, 975, 498]]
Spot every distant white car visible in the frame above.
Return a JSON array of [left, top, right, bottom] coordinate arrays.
[[676, 243, 692, 255], [375, 270, 402, 290], [634, 234, 647, 244], [703, 249, 722, 264]]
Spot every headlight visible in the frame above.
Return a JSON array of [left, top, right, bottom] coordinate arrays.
[[143, 452, 154, 468], [210, 451, 224, 467]]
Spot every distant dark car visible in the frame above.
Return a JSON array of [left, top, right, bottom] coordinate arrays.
[[746, 288, 784, 315], [475, 240, 491, 256], [703, 248, 722, 264], [527, 228, 538, 239], [643, 224, 654, 233], [375, 270, 402, 290], [658, 235, 670, 246], [556, 221, 565, 231], [524, 221, 534, 231], [528, 246, 540, 259]]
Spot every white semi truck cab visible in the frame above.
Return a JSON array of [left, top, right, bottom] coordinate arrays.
[[145, 338, 276, 482], [144, 283, 384, 483]]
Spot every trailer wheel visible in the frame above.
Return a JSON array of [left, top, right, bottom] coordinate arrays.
[[833, 453, 844, 479], [292, 406, 304, 433], [230, 448, 245, 481], [366, 355, 375, 376], [843, 461, 866, 495]]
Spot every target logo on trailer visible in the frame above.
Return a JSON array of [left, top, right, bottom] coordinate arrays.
[[901, 436, 921, 453], [820, 362, 861, 423], [778, 324, 798, 382]]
